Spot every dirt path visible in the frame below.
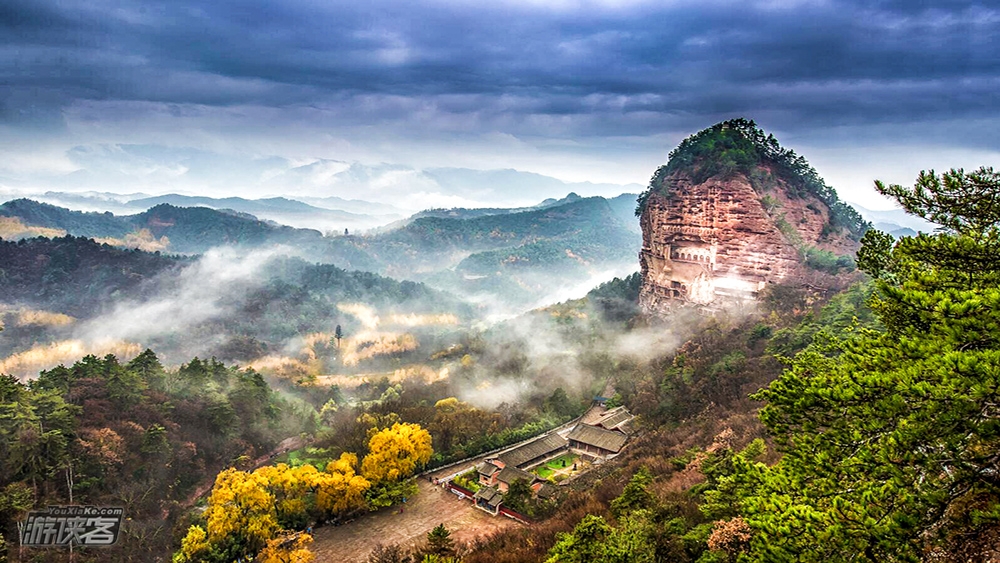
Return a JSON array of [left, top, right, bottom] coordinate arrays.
[[310, 480, 518, 562], [309, 401, 609, 561]]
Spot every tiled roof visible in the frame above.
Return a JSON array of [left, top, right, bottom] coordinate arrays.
[[597, 407, 633, 430], [537, 483, 558, 499], [498, 433, 567, 468], [497, 465, 537, 486], [474, 486, 503, 508], [477, 462, 500, 476], [567, 423, 627, 453]]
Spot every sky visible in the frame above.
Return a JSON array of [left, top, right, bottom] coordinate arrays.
[[1, 0, 998, 209]]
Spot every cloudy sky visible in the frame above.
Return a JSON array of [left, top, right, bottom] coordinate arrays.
[[1, 0, 997, 208]]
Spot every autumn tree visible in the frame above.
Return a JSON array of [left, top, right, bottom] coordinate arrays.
[[428, 398, 501, 454], [174, 525, 211, 563], [314, 452, 370, 517], [258, 532, 315, 563], [256, 463, 319, 529], [200, 467, 280, 560], [735, 167, 1000, 561], [361, 422, 433, 484]]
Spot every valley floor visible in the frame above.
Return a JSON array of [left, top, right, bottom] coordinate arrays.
[[309, 479, 518, 562]]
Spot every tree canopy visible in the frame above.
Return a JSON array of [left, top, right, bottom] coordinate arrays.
[[733, 167, 1000, 561], [636, 118, 868, 240]]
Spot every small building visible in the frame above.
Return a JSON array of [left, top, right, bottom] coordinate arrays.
[[477, 462, 501, 487], [595, 407, 633, 432], [567, 423, 628, 458], [477, 459, 543, 493], [536, 483, 559, 501], [496, 465, 541, 493], [473, 486, 503, 515]]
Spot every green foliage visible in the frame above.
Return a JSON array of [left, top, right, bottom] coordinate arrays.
[[610, 467, 654, 518], [364, 478, 418, 510], [424, 524, 456, 558], [766, 282, 878, 357], [1, 351, 313, 520], [738, 167, 1000, 561], [502, 477, 557, 519], [545, 511, 657, 563], [747, 323, 772, 343], [452, 469, 481, 493], [635, 119, 868, 239], [546, 514, 612, 563], [855, 228, 896, 278], [544, 387, 578, 419], [586, 272, 643, 321], [801, 245, 855, 274]]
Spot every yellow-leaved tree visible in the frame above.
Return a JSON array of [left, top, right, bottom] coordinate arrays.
[[258, 532, 315, 563], [314, 452, 371, 515], [361, 422, 433, 483], [255, 463, 319, 529], [203, 467, 280, 558], [173, 525, 210, 563]]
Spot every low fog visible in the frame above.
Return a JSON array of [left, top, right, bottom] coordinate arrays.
[[0, 234, 688, 418]]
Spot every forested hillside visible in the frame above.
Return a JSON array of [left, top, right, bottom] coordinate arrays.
[[0, 352, 317, 561], [0, 236, 182, 317], [464, 167, 1000, 563], [0, 236, 472, 374], [1, 195, 640, 311]]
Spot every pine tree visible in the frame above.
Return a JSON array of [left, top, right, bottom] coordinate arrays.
[[735, 167, 1000, 561], [424, 524, 455, 558]]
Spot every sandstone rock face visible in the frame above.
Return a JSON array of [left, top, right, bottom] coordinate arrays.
[[638, 171, 855, 314]]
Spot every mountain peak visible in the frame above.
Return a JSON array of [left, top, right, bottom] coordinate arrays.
[[636, 119, 866, 313]]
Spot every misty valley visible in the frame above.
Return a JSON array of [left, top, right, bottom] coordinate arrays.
[[2, 119, 999, 563]]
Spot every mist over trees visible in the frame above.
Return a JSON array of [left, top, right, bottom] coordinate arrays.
[[466, 167, 1000, 563]]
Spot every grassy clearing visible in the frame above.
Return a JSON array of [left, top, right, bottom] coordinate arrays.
[[533, 453, 579, 480]]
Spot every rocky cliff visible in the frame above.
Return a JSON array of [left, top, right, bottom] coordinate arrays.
[[637, 119, 867, 314]]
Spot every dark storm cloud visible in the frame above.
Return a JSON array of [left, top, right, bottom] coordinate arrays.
[[1, 0, 998, 143]]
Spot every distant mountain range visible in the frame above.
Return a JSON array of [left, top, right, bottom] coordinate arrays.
[[0, 199, 326, 254], [405, 192, 641, 234], [0, 144, 643, 215], [11, 191, 402, 233], [847, 201, 936, 236], [0, 193, 641, 311]]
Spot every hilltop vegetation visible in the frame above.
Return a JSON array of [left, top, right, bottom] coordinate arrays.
[[636, 119, 868, 240], [0, 236, 182, 317]]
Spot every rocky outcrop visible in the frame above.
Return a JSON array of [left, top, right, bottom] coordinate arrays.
[[638, 170, 858, 314], [637, 119, 866, 315]]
